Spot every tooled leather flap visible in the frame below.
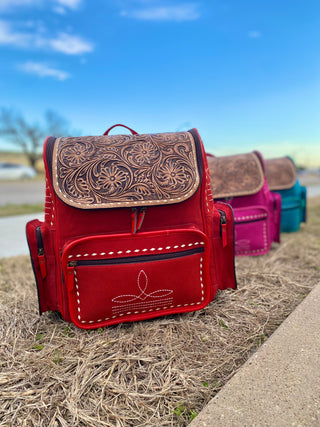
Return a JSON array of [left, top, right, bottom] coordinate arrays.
[[265, 157, 297, 190], [52, 132, 200, 209], [207, 152, 265, 198]]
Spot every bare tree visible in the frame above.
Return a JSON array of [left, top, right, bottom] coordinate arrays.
[[0, 108, 72, 169]]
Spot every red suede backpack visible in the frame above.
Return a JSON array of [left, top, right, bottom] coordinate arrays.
[[26, 125, 236, 329]]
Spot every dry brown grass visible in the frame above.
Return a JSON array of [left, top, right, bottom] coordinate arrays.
[[1, 198, 320, 426]]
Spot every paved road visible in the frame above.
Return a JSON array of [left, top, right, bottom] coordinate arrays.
[[0, 180, 45, 206], [1, 181, 320, 206]]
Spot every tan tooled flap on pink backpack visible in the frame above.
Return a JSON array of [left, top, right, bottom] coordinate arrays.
[[52, 132, 200, 209], [207, 152, 265, 198], [265, 157, 297, 191]]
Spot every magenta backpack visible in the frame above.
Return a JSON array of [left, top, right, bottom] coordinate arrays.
[[207, 151, 281, 256]]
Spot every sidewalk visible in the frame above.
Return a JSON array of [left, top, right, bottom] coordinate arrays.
[[190, 283, 320, 426], [307, 185, 320, 198], [0, 212, 43, 258]]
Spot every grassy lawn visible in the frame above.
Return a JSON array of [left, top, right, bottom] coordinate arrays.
[[0, 197, 319, 426], [0, 203, 44, 217]]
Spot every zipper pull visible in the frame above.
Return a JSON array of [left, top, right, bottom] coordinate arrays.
[[36, 226, 47, 279], [38, 249, 47, 279], [222, 222, 228, 248], [219, 211, 228, 248], [67, 262, 76, 292], [137, 207, 146, 232], [131, 208, 138, 234]]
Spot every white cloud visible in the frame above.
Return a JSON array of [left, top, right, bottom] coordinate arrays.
[[55, 0, 82, 9], [53, 0, 82, 14], [0, 20, 93, 55], [0, 20, 27, 46], [19, 61, 71, 80], [248, 30, 261, 39], [53, 5, 67, 14], [121, 3, 200, 21], [49, 32, 94, 55], [0, 0, 81, 11], [0, 0, 41, 11]]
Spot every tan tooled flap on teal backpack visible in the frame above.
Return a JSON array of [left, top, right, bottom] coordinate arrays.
[[265, 157, 297, 191], [207, 152, 265, 198], [52, 132, 200, 209]]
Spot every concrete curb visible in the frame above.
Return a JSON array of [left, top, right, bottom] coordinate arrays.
[[189, 283, 320, 426]]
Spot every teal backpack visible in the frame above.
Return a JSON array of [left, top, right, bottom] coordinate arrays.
[[265, 157, 306, 232]]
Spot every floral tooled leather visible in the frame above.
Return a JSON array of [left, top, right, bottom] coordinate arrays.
[[207, 153, 264, 198], [265, 157, 296, 190], [52, 132, 200, 208]]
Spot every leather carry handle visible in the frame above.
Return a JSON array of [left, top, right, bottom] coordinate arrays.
[[103, 124, 138, 136]]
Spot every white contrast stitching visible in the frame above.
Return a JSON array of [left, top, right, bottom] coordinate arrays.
[[111, 298, 174, 311], [236, 221, 268, 255], [111, 270, 173, 304], [205, 168, 213, 214], [112, 298, 174, 313], [235, 213, 267, 221], [74, 269, 80, 321], [74, 253, 205, 324], [68, 241, 205, 260]]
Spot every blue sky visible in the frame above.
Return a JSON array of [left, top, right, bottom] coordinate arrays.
[[0, 0, 319, 165]]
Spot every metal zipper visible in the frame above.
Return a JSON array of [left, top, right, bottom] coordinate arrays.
[[217, 209, 228, 247], [35, 226, 44, 255], [35, 226, 47, 279], [131, 207, 147, 234], [68, 247, 204, 268]]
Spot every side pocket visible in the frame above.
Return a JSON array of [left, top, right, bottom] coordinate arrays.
[[26, 219, 57, 314], [212, 202, 237, 292]]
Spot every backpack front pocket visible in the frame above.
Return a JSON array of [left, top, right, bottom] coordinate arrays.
[[61, 229, 210, 329], [233, 207, 270, 256]]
